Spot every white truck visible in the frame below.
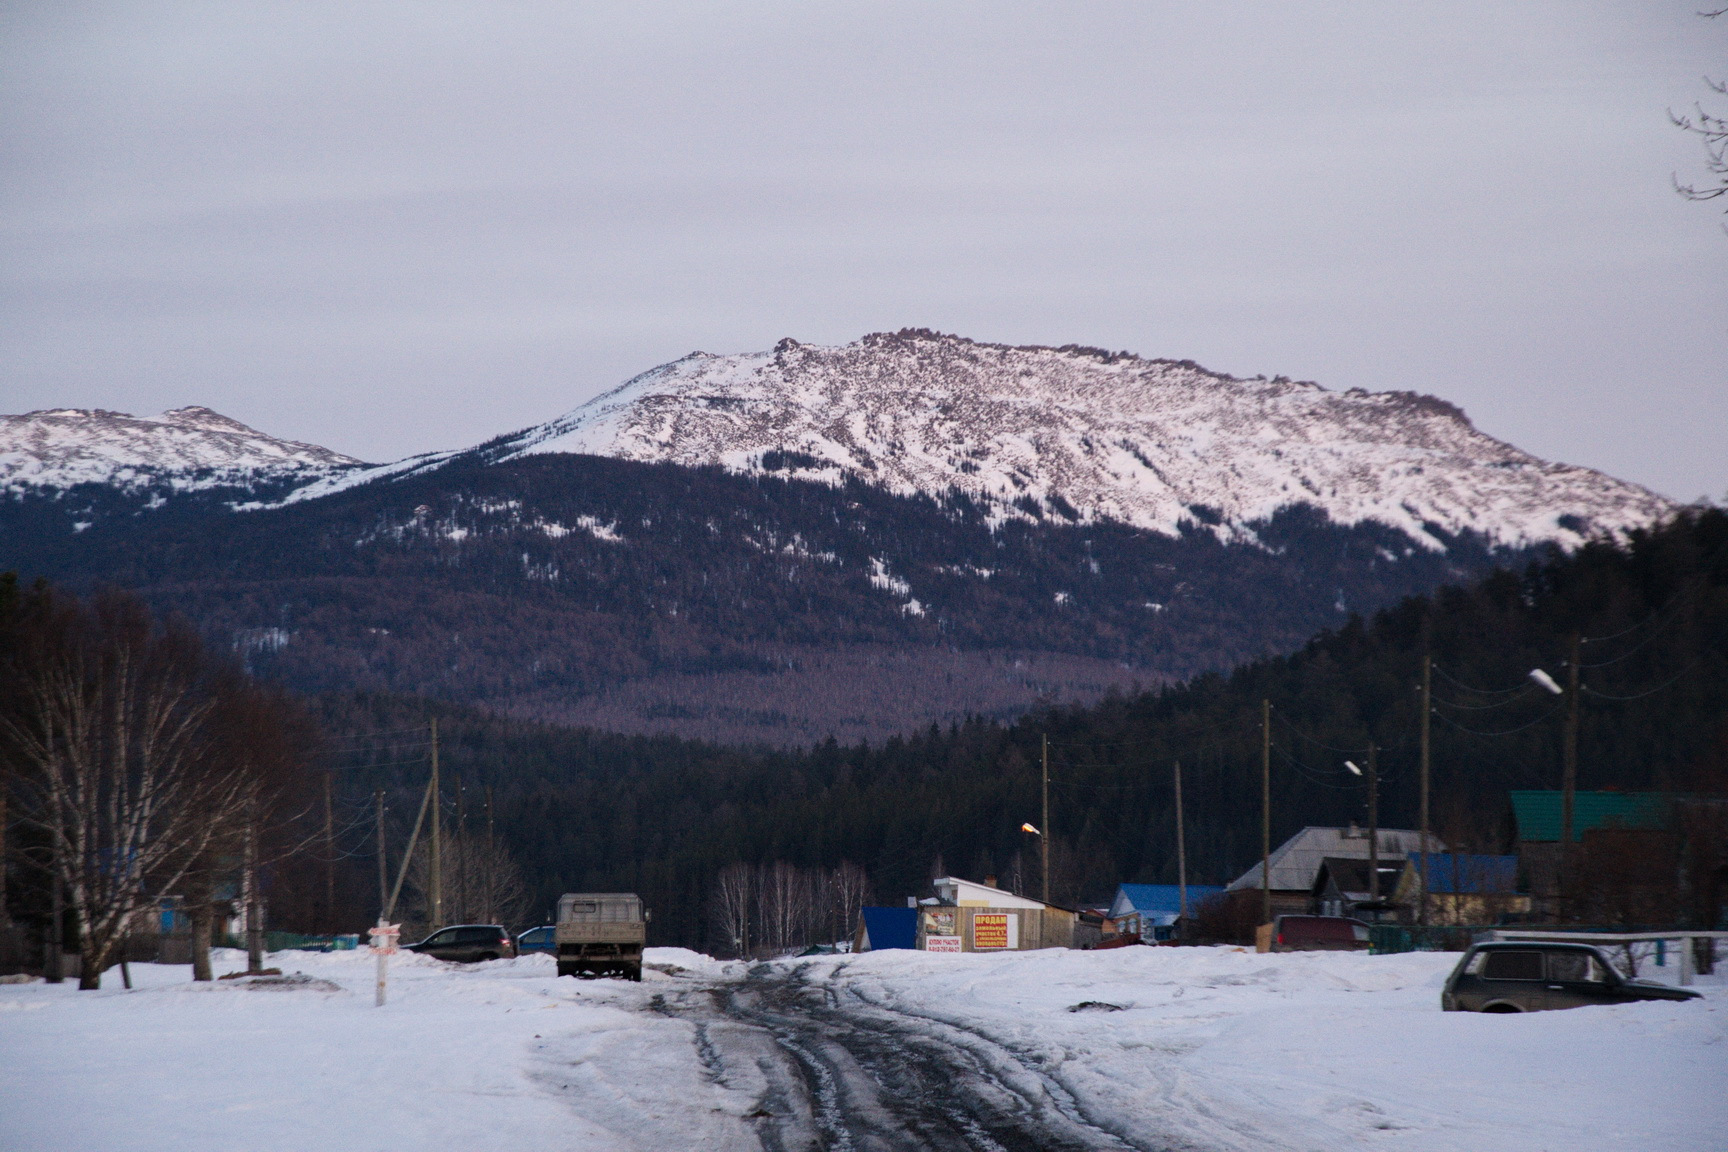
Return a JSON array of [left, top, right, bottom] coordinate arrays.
[[554, 892, 647, 981]]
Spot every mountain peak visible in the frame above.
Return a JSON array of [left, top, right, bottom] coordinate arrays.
[[0, 405, 365, 494], [480, 331, 1667, 550]]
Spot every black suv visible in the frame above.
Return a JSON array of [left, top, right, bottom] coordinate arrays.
[[1442, 941, 1703, 1013], [403, 924, 516, 963]]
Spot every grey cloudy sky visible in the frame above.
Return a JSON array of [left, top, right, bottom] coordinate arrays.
[[3, 2, 1724, 500]]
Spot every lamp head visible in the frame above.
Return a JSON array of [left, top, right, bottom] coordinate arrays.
[[1344, 760, 1363, 776]]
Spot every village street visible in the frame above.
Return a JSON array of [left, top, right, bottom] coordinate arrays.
[[1, 944, 1723, 1152]]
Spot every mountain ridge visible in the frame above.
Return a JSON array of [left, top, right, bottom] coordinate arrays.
[[290, 329, 1673, 551]]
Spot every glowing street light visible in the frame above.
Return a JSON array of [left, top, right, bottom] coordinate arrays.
[[1529, 668, 1564, 695], [1020, 822, 1042, 836]]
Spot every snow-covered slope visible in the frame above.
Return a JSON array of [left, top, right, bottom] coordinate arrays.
[[479, 330, 1672, 549], [0, 406, 364, 494]]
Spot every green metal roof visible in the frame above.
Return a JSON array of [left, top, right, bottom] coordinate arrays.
[[1510, 791, 1671, 843]]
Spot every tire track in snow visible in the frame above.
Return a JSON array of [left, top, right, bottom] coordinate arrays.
[[658, 963, 1161, 1152]]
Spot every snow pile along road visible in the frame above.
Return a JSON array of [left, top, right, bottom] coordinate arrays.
[[0, 944, 1720, 1151]]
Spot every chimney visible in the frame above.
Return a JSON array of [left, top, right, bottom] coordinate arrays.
[[984, 874, 998, 889]]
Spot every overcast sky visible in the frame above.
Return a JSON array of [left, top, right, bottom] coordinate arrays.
[[3, 2, 1724, 501]]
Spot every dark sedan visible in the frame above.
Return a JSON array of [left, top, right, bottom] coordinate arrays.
[[1442, 941, 1704, 1013], [403, 924, 516, 963]]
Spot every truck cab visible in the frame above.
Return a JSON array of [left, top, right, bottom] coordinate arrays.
[[554, 892, 648, 981]]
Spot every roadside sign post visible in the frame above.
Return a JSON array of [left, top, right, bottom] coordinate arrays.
[[370, 920, 400, 1007]]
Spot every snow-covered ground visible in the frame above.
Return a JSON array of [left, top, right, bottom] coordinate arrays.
[[0, 944, 1721, 1151]]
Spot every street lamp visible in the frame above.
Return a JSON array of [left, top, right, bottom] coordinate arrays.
[[1529, 668, 1563, 695], [1344, 748, 1380, 906], [1020, 822, 1042, 836]]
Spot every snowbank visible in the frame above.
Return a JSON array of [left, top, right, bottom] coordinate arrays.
[[0, 944, 1720, 1151]]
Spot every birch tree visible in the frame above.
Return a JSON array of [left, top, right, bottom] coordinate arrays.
[[0, 590, 289, 988]]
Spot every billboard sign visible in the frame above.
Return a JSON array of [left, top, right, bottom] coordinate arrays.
[[973, 912, 1018, 950], [925, 935, 962, 953]]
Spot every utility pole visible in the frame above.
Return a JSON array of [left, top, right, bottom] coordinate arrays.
[[1041, 734, 1051, 906], [244, 791, 264, 975], [485, 786, 495, 857], [1260, 699, 1272, 928], [429, 717, 442, 930], [1366, 742, 1380, 905], [1560, 632, 1581, 918], [322, 772, 334, 933], [1418, 645, 1432, 927], [1173, 760, 1187, 921], [374, 789, 388, 920], [1561, 632, 1581, 853]]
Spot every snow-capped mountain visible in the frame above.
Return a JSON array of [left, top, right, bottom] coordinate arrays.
[[463, 330, 1671, 550], [0, 406, 364, 495]]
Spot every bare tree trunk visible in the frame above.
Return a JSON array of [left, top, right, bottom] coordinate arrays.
[[189, 900, 213, 982]]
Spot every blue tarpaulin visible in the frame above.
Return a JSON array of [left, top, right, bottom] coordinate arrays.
[[858, 906, 917, 951]]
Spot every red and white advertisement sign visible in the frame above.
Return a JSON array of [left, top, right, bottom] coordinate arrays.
[[924, 935, 962, 953]]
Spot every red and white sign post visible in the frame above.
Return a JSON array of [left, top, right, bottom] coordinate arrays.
[[369, 920, 400, 1007]]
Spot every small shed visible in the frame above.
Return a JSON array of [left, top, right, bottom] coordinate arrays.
[[853, 906, 917, 952], [917, 876, 1078, 952]]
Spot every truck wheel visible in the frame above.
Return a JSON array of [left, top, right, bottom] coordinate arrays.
[[557, 963, 576, 978], [626, 964, 642, 982]]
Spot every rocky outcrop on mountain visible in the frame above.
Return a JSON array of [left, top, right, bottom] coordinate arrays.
[[470, 330, 1672, 550]]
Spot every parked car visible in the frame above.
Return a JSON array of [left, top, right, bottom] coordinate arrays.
[[403, 924, 516, 963], [516, 925, 556, 954], [1442, 941, 1704, 1013], [1271, 914, 1372, 951]]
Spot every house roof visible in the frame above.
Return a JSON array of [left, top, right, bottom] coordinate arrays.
[[1403, 853, 1519, 894], [932, 876, 1050, 910], [1510, 791, 1670, 843], [1226, 826, 1441, 892], [1312, 857, 1406, 899], [1108, 883, 1226, 920]]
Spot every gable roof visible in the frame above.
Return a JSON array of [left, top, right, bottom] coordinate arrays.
[[932, 876, 1050, 910], [1312, 856, 1406, 898], [1510, 791, 1671, 843], [1226, 826, 1441, 892], [1108, 883, 1226, 920]]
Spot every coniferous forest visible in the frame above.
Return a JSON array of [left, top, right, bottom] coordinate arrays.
[[296, 508, 1727, 949]]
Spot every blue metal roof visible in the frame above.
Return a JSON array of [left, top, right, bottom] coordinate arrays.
[[859, 906, 917, 951], [1406, 853, 1519, 894], [1110, 883, 1225, 919]]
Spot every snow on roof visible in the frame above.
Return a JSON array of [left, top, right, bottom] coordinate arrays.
[[1225, 826, 1441, 893], [932, 876, 1051, 910]]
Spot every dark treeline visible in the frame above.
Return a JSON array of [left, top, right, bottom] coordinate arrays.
[[315, 510, 1728, 949], [4, 452, 1526, 743]]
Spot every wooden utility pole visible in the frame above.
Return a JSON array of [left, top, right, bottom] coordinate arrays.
[[244, 791, 264, 975], [1418, 647, 1432, 927], [374, 789, 388, 920], [1173, 760, 1187, 921], [485, 786, 495, 857], [429, 718, 442, 930], [1561, 632, 1581, 851], [1260, 699, 1272, 928], [322, 772, 335, 932], [1040, 734, 1051, 906], [1559, 632, 1581, 916], [1366, 743, 1380, 904]]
